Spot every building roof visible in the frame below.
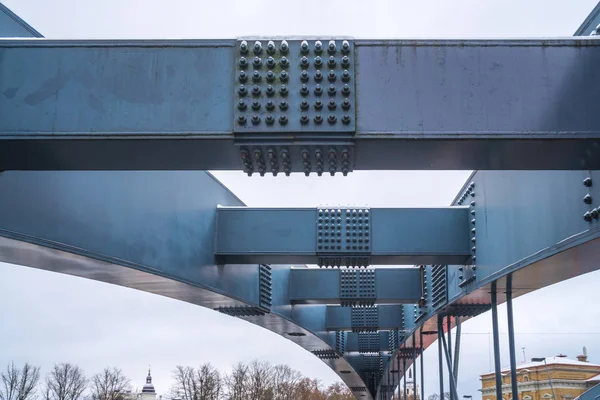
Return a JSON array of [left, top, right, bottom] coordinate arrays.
[[587, 373, 600, 382], [482, 357, 600, 376]]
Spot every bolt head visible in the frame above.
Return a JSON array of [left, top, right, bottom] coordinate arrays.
[[300, 114, 309, 124], [240, 40, 248, 54], [238, 71, 247, 82], [266, 40, 276, 54], [328, 85, 336, 95], [584, 177, 593, 187], [342, 84, 351, 95], [314, 84, 323, 96], [252, 71, 261, 82], [253, 41, 262, 54], [591, 208, 599, 219], [301, 56, 309, 67], [584, 211, 592, 222], [300, 99, 309, 110], [314, 114, 323, 124], [238, 85, 247, 96], [328, 114, 337, 124], [584, 194, 593, 204], [300, 84, 309, 96], [301, 40, 309, 53], [342, 70, 351, 82], [280, 40, 289, 54], [251, 115, 261, 125], [314, 40, 323, 53], [342, 115, 351, 124], [342, 55, 350, 67], [280, 57, 289, 68], [328, 99, 337, 110], [237, 99, 247, 110], [253, 56, 262, 67], [328, 40, 336, 53], [314, 100, 323, 110], [239, 57, 248, 69], [315, 56, 323, 67], [328, 56, 336, 67], [301, 70, 309, 82], [266, 57, 275, 68], [252, 101, 260, 111], [265, 115, 274, 124], [266, 71, 275, 82], [266, 85, 274, 96], [279, 100, 288, 110], [341, 40, 350, 54], [252, 85, 261, 96], [314, 70, 323, 82], [279, 115, 288, 125], [266, 100, 274, 110], [280, 70, 288, 81], [342, 99, 351, 110], [237, 115, 247, 125]]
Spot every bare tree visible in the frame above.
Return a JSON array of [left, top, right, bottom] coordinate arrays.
[[90, 367, 131, 400], [43, 363, 87, 400], [428, 394, 440, 400], [224, 363, 249, 400], [270, 365, 301, 400], [324, 382, 354, 400], [294, 378, 325, 400], [195, 364, 221, 400], [247, 360, 273, 400], [169, 366, 195, 400], [0, 362, 41, 400]]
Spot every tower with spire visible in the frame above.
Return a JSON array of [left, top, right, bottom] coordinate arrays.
[[139, 368, 156, 400]]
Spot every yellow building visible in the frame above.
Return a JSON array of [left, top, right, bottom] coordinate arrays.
[[480, 355, 600, 400]]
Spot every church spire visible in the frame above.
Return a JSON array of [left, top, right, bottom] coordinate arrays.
[[142, 367, 155, 394]]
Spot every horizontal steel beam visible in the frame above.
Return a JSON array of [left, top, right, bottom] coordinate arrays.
[[0, 39, 599, 171], [216, 207, 470, 265], [289, 268, 422, 305], [326, 305, 405, 331]]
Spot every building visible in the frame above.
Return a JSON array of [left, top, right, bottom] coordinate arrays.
[[139, 369, 157, 400], [481, 354, 600, 400]]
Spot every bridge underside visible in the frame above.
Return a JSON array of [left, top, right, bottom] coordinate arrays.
[[2, 14, 600, 399], [1, 170, 599, 399]]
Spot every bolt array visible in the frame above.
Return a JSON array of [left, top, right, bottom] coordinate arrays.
[[459, 181, 477, 288], [583, 177, 599, 222]]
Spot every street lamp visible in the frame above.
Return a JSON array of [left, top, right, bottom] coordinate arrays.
[[531, 358, 556, 400]]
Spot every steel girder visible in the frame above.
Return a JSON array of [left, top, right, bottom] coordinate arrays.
[[216, 207, 470, 265], [1, 38, 600, 171]]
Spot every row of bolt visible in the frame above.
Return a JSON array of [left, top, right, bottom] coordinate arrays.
[[237, 83, 351, 97], [459, 182, 477, 285], [238, 69, 351, 84], [583, 177, 599, 222], [240, 39, 350, 56], [237, 113, 351, 126], [239, 55, 350, 70], [241, 147, 351, 176]]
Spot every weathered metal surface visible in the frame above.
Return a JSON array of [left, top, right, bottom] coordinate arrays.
[[1, 39, 600, 170], [216, 207, 470, 265]]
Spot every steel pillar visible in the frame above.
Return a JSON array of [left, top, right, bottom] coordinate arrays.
[[440, 331, 459, 400], [453, 318, 462, 382], [507, 275, 519, 400], [403, 357, 407, 400], [420, 329, 425, 400], [412, 334, 417, 400], [447, 316, 453, 400], [438, 315, 445, 400], [491, 281, 503, 400]]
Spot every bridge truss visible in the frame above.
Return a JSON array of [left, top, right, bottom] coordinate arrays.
[[1, 6, 600, 400]]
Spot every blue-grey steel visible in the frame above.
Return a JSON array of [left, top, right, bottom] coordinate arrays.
[[453, 318, 461, 382], [0, 3, 43, 38], [1, 39, 600, 170], [491, 282, 503, 400], [438, 315, 444, 400], [412, 335, 417, 400], [216, 207, 471, 265], [507, 275, 519, 400], [403, 357, 407, 400], [420, 329, 425, 400], [440, 328, 459, 400], [289, 268, 422, 305], [326, 305, 404, 331], [447, 316, 453, 400]]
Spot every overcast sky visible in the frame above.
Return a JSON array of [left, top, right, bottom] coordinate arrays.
[[1, 0, 600, 399]]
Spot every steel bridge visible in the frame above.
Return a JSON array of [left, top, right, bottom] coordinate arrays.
[[2, 3, 600, 399]]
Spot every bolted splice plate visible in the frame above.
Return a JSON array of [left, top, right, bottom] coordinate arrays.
[[316, 207, 371, 267], [234, 39, 356, 133]]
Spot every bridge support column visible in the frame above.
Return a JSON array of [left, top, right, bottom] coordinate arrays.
[[420, 328, 425, 400], [438, 315, 445, 400], [453, 317, 462, 383], [491, 281, 503, 400], [413, 334, 417, 400], [447, 317, 453, 400], [403, 357, 407, 400], [507, 275, 519, 400]]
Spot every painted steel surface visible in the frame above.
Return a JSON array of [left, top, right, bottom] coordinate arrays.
[[1, 39, 600, 170]]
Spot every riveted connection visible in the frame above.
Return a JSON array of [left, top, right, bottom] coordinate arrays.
[[253, 148, 266, 176], [266, 40, 276, 55], [280, 40, 289, 54], [301, 40, 309, 54], [459, 181, 477, 287], [583, 176, 598, 222], [267, 147, 278, 176], [279, 70, 288, 81], [301, 148, 311, 176], [314, 70, 323, 82], [281, 148, 292, 176], [253, 41, 262, 55], [314, 40, 323, 53], [240, 40, 249, 54], [328, 40, 336, 54], [341, 40, 350, 54], [240, 148, 253, 176]]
